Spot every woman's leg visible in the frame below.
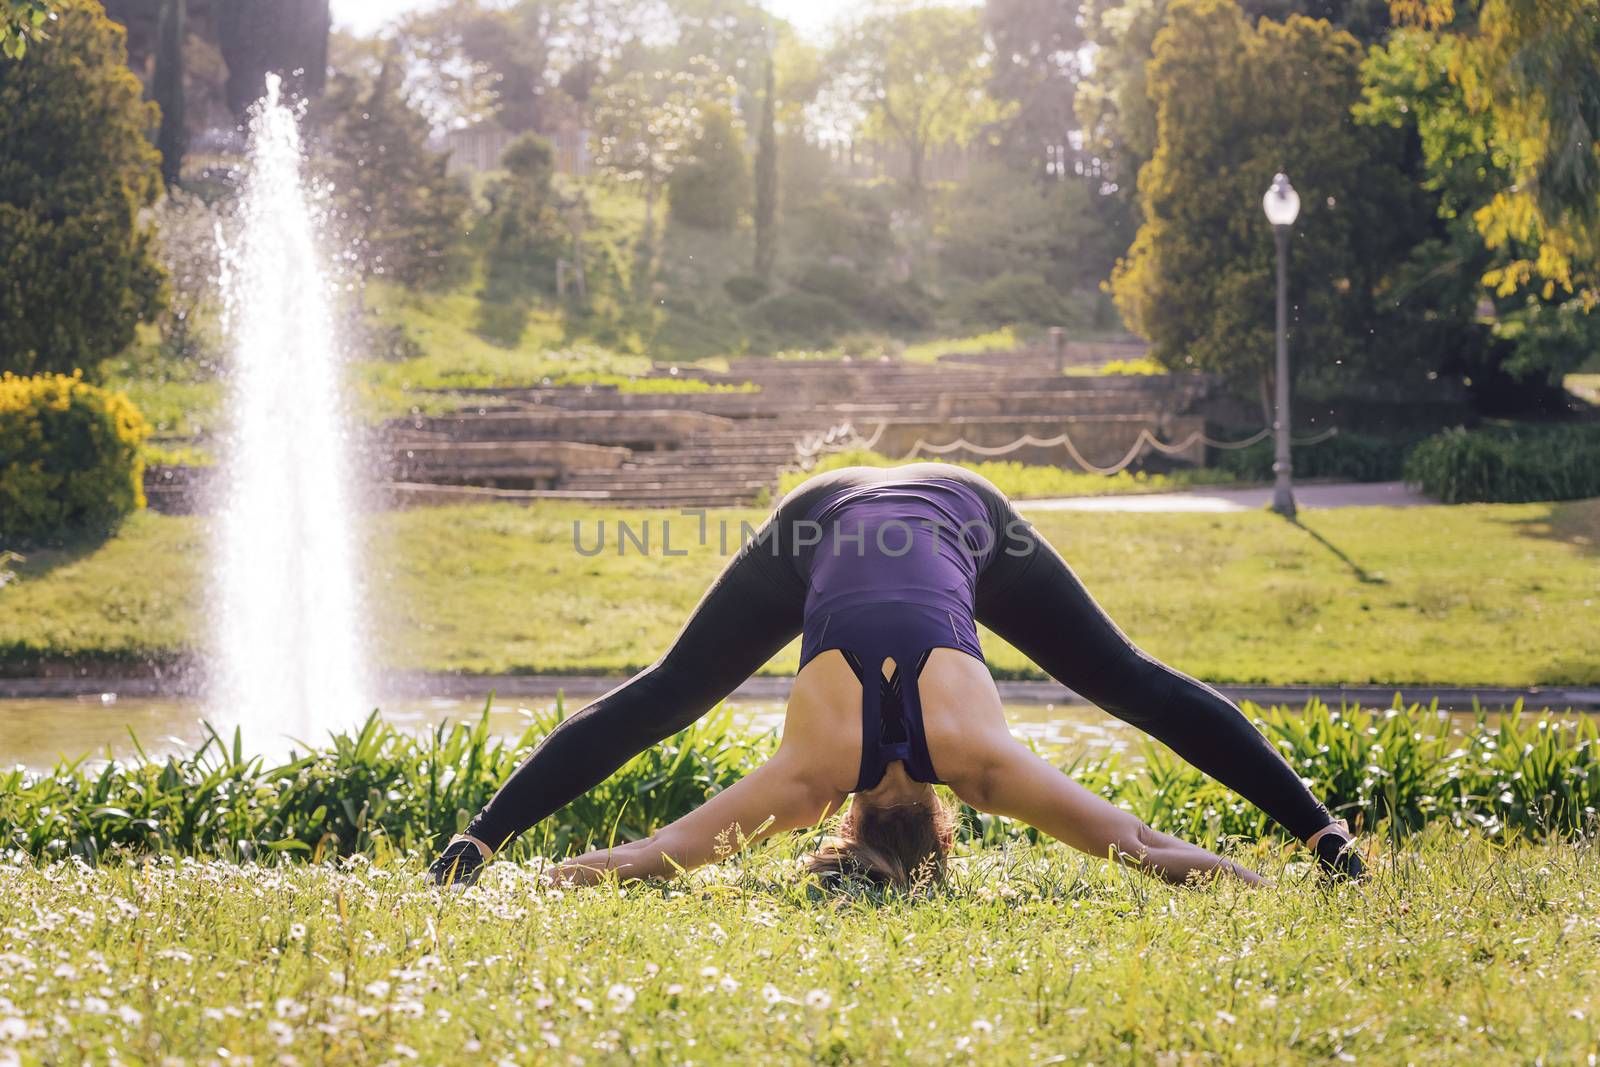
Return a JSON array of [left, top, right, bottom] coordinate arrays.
[[973, 502, 1339, 844], [459, 511, 809, 855]]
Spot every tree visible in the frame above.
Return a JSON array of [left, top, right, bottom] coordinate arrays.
[[312, 56, 471, 288], [215, 0, 329, 116], [983, 0, 1084, 174], [831, 1, 994, 213], [153, 0, 184, 187], [1356, 2, 1600, 388], [592, 61, 728, 235], [2, 0, 53, 58], [1110, 0, 1432, 405], [667, 101, 749, 231], [0, 0, 164, 378], [476, 133, 569, 345], [1078, 0, 1390, 211], [753, 54, 778, 277]]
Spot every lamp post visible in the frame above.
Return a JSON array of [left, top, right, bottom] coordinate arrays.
[[1262, 172, 1301, 518]]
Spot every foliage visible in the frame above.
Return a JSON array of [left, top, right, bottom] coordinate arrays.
[[214, 0, 329, 117], [1404, 422, 1600, 504], [0, 702, 772, 861], [723, 272, 770, 305], [752, 55, 778, 276], [937, 161, 1132, 295], [751, 290, 853, 343], [1358, 6, 1600, 385], [592, 61, 734, 232], [666, 101, 749, 231], [475, 134, 570, 346], [829, 1, 994, 207], [0, 0, 52, 58], [393, 0, 560, 133], [1213, 429, 1427, 483], [0, 372, 147, 544], [0, 0, 164, 379], [949, 270, 1068, 328], [3, 699, 1597, 865], [152, 0, 185, 187], [313, 57, 471, 288], [1111, 0, 1433, 394], [982, 0, 1082, 171]]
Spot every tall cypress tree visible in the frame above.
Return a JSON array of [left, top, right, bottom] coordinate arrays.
[[752, 55, 778, 278], [153, 0, 185, 188]]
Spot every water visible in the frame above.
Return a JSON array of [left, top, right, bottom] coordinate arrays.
[[0, 697, 1120, 771], [212, 73, 368, 750]]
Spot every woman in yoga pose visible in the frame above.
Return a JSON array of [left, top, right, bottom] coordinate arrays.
[[429, 463, 1362, 888]]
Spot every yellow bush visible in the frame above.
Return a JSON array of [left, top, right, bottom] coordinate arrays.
[[0, 372, 147, 543]]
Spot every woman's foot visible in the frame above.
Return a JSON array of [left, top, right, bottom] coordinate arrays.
[[427, 835, 490, 887], [1306, 822, 1366, 881]]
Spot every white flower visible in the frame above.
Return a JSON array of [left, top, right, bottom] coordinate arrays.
[[718, 976, 740, 993], [116, 1004, 143, 1027], [82, 997, 110, 1015], [363, 980, 390, 999], [970, 1019, 994, 1034], [288, 923, 306, 942], [665, 984, 685, 997], [761, 984, 785, 1006], [275, 998, 306, 1020], [698, 965, 720, 978], [267, 1019, 295, 1047], [1215, 1010, 1237, 1026], [804, 989, 832, 1010], [606, 984, 636, 1012], [572, 996, 595, 1015]]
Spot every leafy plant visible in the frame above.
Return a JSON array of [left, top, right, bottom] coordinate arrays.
[[1404, 421, 1600, 503], [0, 372, 147, 543]]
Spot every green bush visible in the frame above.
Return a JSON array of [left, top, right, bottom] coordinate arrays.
[[751, 290, 854, 343], [0, 372, 147, 544], [4, 699, 1595, 862], [722, 272, 771, 305], [1404, 422, 1600, 503], [1214, 429, 1425, 483], [667, 103, 749, 232], [951, 271, 1068, 327], [791, 260, 868, 306]]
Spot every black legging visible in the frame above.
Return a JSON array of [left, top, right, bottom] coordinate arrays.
[[464, 463, 1334, 850]]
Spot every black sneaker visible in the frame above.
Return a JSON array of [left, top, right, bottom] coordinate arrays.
[[1314, 833, 1366, 882], [428, 839, 487, 887]]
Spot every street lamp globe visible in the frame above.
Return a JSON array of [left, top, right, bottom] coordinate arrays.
[[1262, 173, 1300, 227]]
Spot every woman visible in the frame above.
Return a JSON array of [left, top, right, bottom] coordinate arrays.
[[429, 463, 1362, 888]]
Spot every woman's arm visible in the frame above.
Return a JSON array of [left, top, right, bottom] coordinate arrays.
[[548, 749, 848, 886], [947, 739, 1261, 886]]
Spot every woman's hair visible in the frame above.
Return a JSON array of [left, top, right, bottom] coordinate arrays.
[[803, 795, 956, 888]]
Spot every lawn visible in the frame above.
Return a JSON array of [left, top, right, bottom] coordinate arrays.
[[1, 836, 1596, 1064], [4, 499, 1599, 686]]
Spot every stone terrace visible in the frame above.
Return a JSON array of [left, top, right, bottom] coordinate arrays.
[[144, 340, 1216, 512], [369, 340, 1215, 509]]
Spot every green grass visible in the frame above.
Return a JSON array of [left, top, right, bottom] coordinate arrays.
[[4, 500, 1599, 684], [780, 450, 1241, 499], [2, 835, 1598, 1064]]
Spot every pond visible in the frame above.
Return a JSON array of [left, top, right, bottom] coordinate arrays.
[[0, 694, 1140, 771]]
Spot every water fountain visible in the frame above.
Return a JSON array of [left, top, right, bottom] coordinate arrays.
[[213, 74, 370, 748]]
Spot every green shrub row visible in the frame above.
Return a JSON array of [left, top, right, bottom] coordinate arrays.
[[1211, 429, 1425, 483], [1404, 421, 1600, 503], [5, 699, 1594, 864], [0, 372, 147, 544]]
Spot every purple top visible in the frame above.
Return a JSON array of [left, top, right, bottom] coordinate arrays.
[[800, 477, 996, 625], [795, 478, 995, 789]]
